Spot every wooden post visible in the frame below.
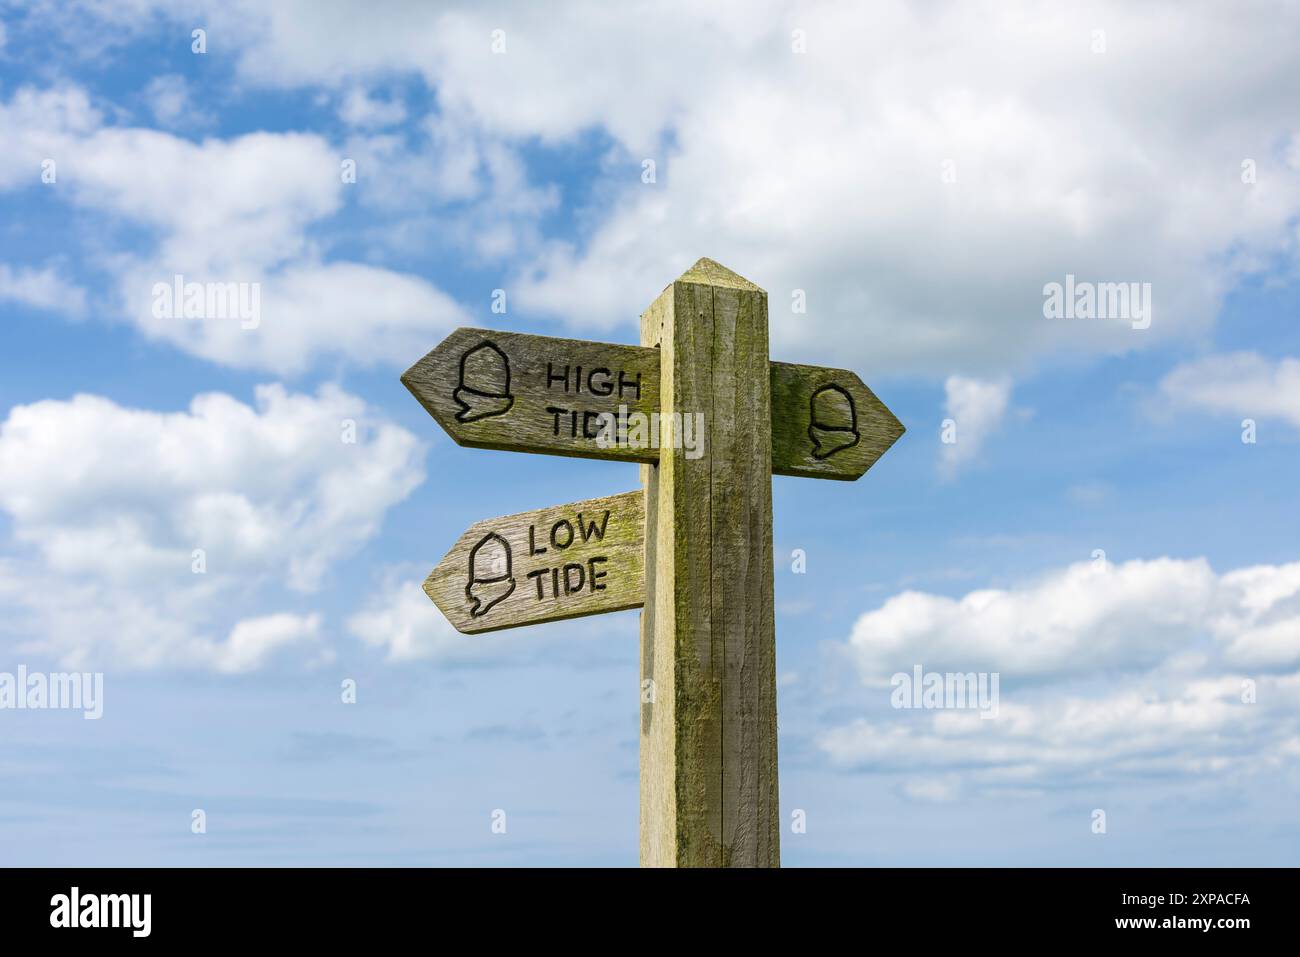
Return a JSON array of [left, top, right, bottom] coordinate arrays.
[[639, 258, 780, 867]]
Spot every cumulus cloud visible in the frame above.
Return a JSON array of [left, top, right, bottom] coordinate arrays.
[[142, 73, 200, 127], [214, 613, 322, 674], [0, 263, 87, 315], [348, 577, 470, 662], [0, 385, 424, 669], [818, 672, 1300, 793], [426, 0, 1300, 374], [940, 375, 1010, 475], [7, 1, 1294, 378], [846, 556, 1300, 681], [16, 2, 1300, 376], [123, 259, 467, 374], [338, 87, 407, 129], [1159, 352, 1300, 430], [1215, 562, 1300, 667], [0, 383, 422, 589], [0, 85, 467, 374], [338, 116, 559, 262], [825, 554, 1300, 795]]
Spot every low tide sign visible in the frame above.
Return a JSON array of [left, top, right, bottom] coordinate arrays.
[[424, 491, 645, 635]]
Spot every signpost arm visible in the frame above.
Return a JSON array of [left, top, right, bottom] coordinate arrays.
[[639, 258, 780, 867]]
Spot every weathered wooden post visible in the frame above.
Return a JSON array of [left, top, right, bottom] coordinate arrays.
[[638, 259, 779, 867], [401, 257, 904, 868]]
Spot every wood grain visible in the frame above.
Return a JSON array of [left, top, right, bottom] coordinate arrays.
[[424, 490, 644, 634], [639, 258, 780, 867]]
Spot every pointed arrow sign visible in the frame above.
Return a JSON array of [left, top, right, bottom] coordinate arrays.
[[403, 328, 903, 481], [768, 361, 904, 481], [425, 490, 645, 634], [402, 328, 661, 464]]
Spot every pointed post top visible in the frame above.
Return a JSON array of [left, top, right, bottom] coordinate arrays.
[[674, 257, 763, 292]]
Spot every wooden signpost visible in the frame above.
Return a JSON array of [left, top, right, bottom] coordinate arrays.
[[402, 258, 904, 867]]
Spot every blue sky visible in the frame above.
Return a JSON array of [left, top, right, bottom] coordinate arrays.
[[1, 1, 1299, 866]]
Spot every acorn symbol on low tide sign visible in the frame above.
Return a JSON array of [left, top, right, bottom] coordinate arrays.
[[465, 531, 515, 618], [453, 341, 514, 422]]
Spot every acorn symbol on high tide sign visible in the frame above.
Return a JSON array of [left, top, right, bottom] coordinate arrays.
[[453, 341, 515, 423], [808, 383, 860, 459]]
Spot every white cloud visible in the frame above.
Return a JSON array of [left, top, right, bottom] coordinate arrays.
[[18, 3, 1300, 376], [828, 554, 1300, 792], [818, 672, 1300, 790], [0, 87, 101, 186], [121, 259, 467, 374], [459, 1, 1300, 374], [338, 87, 407, 129], [0, 384, 422, 589], [940, 375, 1010, 475], [0, 85, 468, 374], [1216, 563, 1300, 667], [338, 116, 559, 262], [348, 578, 469, 662], [0, 385, 424, 670], [142, 73, 198, 127], [0, 263, 87, 316], [847, 556, 1300, 681], [1159, 352, 1300, 429], [214, 613, 321, 674]]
